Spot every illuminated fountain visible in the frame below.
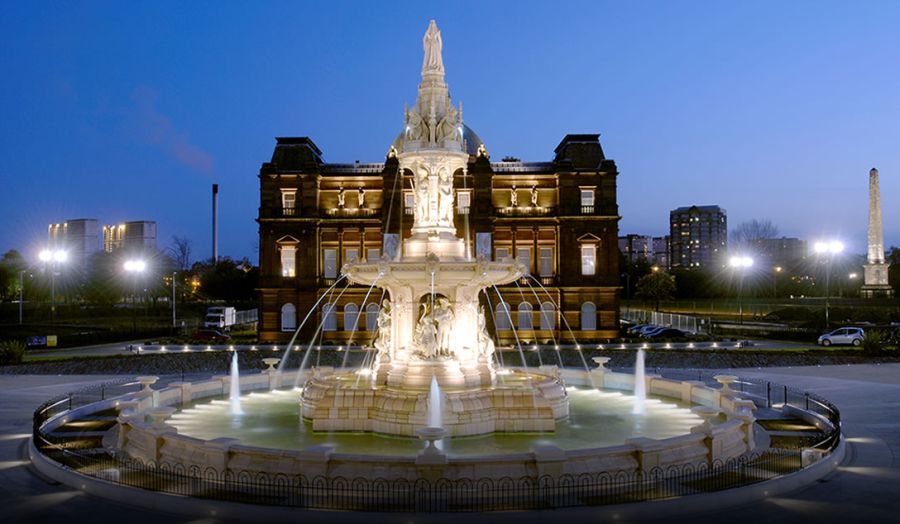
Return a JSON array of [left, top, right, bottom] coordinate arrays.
[[113, 20, 759, 483], [297, 19, 567, 438]]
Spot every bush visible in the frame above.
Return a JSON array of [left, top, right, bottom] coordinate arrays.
[[0, 340, 26, 365], [861, 330, 886, 355]]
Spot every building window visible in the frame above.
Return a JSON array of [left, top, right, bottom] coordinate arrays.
[[404, 192, 415, 215], [518, 302, 533, 329], [495, 247, 510, 261], [517, 248, 532, 274], [281, 303, 297, 332], [495, 302, 511, 330], [581, 245, 596, 275], [457, 191, 471, 214], [322, 303, 337, 331], [539, 247, 553, 277], [365, 303, 379, 331], [366, 248, 380, 262], [281, 189, 297, 216], [581, 302, 596, 330], [476, 232, 492, 258], [324, 249, 337, 279], [580, 189, 594, 206], [345, 248, 359, 263], [344, 303, 359, 331], [280, 244, 296, 277], [581, 188, 595, 214], [540, 302, 555, 330]]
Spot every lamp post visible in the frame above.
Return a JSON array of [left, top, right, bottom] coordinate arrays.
[[171, 271, 177, 331], [39, 249, 67, 324], [773, 266, 783, 299], [621, 272, 631, 300], [18, 269, 26, 325], [729, 256, 754, 325], [814, 241, 844, 329], [124, 260, 147, 334]]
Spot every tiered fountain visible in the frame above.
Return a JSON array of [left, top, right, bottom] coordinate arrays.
[[111, 20, 759, 483], [300, 20, 567, 437]]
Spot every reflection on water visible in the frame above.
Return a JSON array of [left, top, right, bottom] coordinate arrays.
[[168, 387, 703, 457]]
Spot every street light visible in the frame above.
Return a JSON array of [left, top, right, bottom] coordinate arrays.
[[813, 241, 844, 328], [39, 249, 67, 323], [171, 271, 177, 331], [124, 259, 147, 333], [773, 266, 783, 299], [729, 256, 754, 325]]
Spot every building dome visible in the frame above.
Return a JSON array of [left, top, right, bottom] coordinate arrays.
[[391, 123, 484, 157]]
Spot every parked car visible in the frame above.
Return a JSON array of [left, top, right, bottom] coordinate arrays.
[[643, 328, 686, 339], [192, 330, 232, 343], [627, 324, 652, 335], [817, 327, 864, 347]]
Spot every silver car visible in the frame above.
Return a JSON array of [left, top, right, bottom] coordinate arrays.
[[817, 327, 864, 347]]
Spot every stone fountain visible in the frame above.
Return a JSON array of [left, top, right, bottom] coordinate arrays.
[[299, 20, 568, 437]]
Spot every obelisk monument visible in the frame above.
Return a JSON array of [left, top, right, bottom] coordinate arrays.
[[861, 168, 893, 298]]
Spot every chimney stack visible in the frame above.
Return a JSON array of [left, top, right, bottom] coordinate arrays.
[[212, 184, 219, 264]]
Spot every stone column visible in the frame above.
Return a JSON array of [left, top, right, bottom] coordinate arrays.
[[862, 167, 894, 297]]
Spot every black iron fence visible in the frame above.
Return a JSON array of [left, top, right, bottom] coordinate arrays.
[[32, 372, 839, 512], [33, 434, 801, 512]]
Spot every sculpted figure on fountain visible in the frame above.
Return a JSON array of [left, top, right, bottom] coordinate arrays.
[[477, 306, 495, 361], [374, 299, 392, 359], [437, 168, 454, 225], [422, 20, 444, 75], [414, 170, 430, 223], [405, 109, 428, 142], [414, 303, 439, 358], [433, 297, 455, 357], [435, 105, 461, 144]]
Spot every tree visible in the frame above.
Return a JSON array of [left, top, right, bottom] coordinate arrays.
[[889, 246, 900, 294], [731, 219, 779, 252], [635, 271, 676, 311], [196, 257, 258, 302], [169, 236, 192, 271], [0, 250, 26, 301]]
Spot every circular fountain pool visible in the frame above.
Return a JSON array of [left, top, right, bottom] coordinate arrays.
[[167, 386, 703, 457]]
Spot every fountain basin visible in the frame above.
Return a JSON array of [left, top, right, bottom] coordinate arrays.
[[300, 367, 567, 437], [116, 367, 757, 482]]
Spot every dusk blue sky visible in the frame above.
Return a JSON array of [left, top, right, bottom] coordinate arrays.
[[2, 1, 898, 265]]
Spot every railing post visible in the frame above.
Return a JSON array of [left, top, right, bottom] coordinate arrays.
[[805, 393, 810, 411], [766, 382, 771, 408], [784, 385, 788, 406]]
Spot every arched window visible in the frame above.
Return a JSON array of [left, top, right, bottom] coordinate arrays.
[[366, 303, 380, 331], [495, 302, 511, 330], [540, 302, 555, 330], [344, 303, 359, 331], [581, 302, 597, 331], [518, 302, 533, 329], [281, 303, 296, 332], [322, 303, 337, 331]]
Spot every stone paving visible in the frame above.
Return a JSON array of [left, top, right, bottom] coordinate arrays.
[[3, 365, 900, 523]]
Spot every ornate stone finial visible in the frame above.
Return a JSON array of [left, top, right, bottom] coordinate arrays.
[[422, 20, 444, 76], [477, 143, 489, 159]]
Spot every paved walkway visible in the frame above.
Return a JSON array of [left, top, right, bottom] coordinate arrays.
[[3, 365, 900, 523]]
